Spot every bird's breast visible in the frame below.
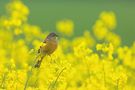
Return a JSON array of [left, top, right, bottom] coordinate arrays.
[[41, 40, 57, 55]]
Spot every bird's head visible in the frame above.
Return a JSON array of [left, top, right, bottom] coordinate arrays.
[[45, 32, 58, 42]]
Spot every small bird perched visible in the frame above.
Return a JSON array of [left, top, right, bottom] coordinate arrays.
[[34, 32, 58, 68]]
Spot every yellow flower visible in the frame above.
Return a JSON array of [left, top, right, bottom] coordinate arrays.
[[93, 20, 108, 40], [96, 43, 114, 60], [14, 28, 22, 35], [72, 31, 95, 48], [32, 40, 43, 50], [105, 32, 121, 47], [0, 0, 135, 89], [56, 19, 74, 36], [100, 11, 116, 30]]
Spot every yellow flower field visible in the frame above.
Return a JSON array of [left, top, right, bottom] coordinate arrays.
[[0, 0, 135, 90]]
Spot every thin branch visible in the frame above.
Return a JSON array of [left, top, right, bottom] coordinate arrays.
[[102, 63, 106, 87], [116, 79, 119, 90], [48, 67, 66, 90], [0, 73, 6, 88], [24, 54, 40, 90]]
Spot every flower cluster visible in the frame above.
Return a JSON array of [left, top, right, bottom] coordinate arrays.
[[56, 19, 74, 36], [0, 0, 135, 90]]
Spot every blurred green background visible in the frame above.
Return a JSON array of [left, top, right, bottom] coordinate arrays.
[[0, 0, 135, 45]]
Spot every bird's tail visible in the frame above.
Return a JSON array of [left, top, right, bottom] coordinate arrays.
[[34, 56, 44, 68]]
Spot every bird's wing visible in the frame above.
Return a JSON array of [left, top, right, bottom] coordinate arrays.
[[38, 40, 47, 53], [43, 37, 50, 43]]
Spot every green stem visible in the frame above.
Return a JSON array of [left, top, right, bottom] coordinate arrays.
[[24, 67, 33, 90], [0, 73, 6, 88], [102, 62, 106, 87], [116, 79, 119, 90], [24, 54, 40, 90], [34, 69, 41, 88], [48, 67, 66, 90]]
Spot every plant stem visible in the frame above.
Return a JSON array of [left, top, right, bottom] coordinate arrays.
[[102, 63, 106, 87], [0, 73, 6, 88], [24, 54, 40, 90], [116, 79, 119, 90], [48, 67, 66, 90]]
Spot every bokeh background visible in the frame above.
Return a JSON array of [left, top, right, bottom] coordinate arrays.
[[0, 0, 135, 45], [0, 0, 135, 90]]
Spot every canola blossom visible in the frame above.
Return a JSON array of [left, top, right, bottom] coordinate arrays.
[[0, 0, 135, 90]]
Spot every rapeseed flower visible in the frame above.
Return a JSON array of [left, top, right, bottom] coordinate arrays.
[[0, 0, 134, 90], [56, 19, 74, 36]]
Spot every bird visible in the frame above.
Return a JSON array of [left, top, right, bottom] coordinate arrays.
[[34, 32, 58, 68]]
